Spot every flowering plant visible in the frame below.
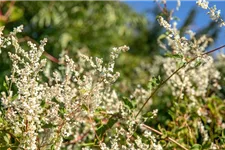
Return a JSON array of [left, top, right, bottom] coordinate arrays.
[[0, 0, 225, 150]]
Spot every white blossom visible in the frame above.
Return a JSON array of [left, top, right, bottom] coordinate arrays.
[[196, 0, 209, 9]]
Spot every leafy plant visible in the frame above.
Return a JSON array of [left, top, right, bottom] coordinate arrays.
[[0, 0, 225, 150]]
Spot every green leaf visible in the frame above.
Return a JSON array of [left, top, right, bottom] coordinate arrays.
[[42, 123, 57, 128], [191, 144, 202, 150], [122, 97, 134, 109], [161, 129, 168, 139], [60, 33, 72, 49], [81, 104, 88, 111], [158, 124, 162, 131], [157, 34, 167, 41], [168, 110, 175, 120], [51, 97, 58, 103], [194, 60, 203, 67], [40, 100, 46, 108], [0, 117, 3, 124], [173, 16, 180, 21], [148, 76, 161, 91], [3, 134, 10, 144], [3, 81, 8, 91], [8, 6, 24, 22], [11, 94, 18, 101], [165, 52, 183, 59], [81, 142, 96, 146], [58, 106, 66, 118], [143, 112, 153, 118], [51, 144, 55, 150], [95, 107, 106, 112], [96, 117, 117, 138]]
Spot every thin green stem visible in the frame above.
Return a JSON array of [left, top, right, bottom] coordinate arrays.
[[135, 44, 225, 118]]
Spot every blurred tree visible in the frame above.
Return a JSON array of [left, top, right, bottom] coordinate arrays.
[[0, 1, 148, 91], [1, 1, 148, 57], [0, 1, 221, 93]]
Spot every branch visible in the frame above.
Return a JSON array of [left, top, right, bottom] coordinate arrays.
[[0, 1, 15, 23], [135, 44, 225, 118], [5, 2, 15, 19], [63, 131, 90, 145], [18, 36, 59, 63], [141, 124, 188, 150]]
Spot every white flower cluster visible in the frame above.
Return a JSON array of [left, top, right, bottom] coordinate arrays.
[[210, 143, 219, 150], [197, 121, 209, 142], [0, 26, 161, 149], [197, 0, 225, 27], [1, 25, 24, 53], [164, 55, 220, 102], [99, 126, 162, 150], [154, 0, 166, 4], [162, 0, 166, 4], [1, 30, 48, 149], [131, 84, 150, 106], [1, 0, 223, 147], [208, 5, 225, 27], [157, 16, 220, 102], [11, 25, 24, 35], [196, 0, 209, 9], [176, 0, 181, 11], [154, 0, 180, 11], [0, 26, 18, 53], [157, 16, 172, 31]]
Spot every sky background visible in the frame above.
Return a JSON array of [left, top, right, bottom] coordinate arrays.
[[124, 1, 225, 54]]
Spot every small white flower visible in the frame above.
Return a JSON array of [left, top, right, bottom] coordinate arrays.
[[176, 0, 181, 11], [196, 0, 209, 9]]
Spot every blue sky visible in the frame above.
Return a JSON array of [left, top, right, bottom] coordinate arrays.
[[124, 1, 225, 54]]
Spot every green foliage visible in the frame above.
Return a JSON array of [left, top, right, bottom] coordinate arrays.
[[96, 116, 118, 139], [147, 76, 161, 91], [2, 1, 148, 57], [0, 1, 225, 150], [122, 97, 135, 109]]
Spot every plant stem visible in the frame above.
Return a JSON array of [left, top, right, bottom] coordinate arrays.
[[135, 44, 225, 118], [141, 124, 188, 150], [18, 36, 59, 63]]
